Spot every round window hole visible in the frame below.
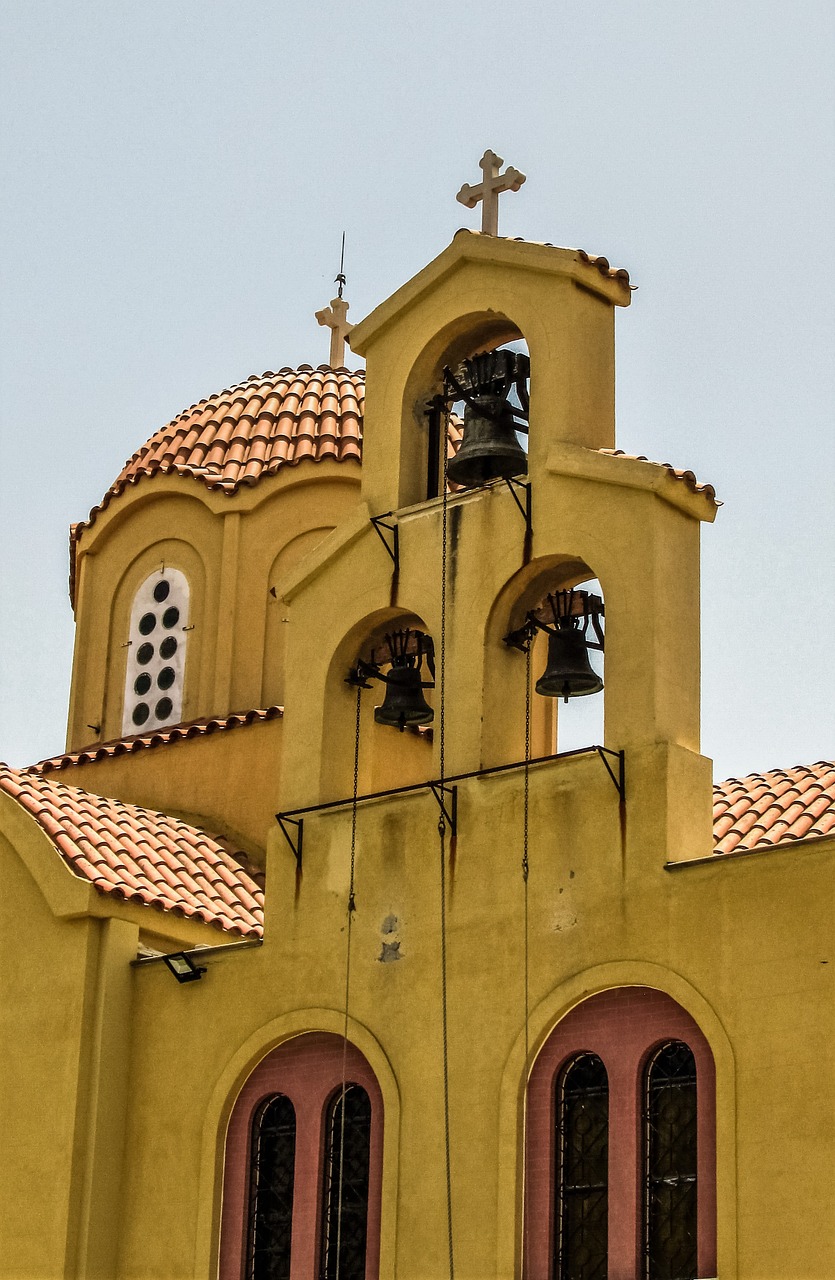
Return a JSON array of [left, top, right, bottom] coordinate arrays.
[[134, 673, 152, 696], [162, 606, 180, 629], [132, 703, 150, 727], [139, 613, 156, 636], [160, 636, 178, 660], [153, 580, 170, 603], [137, 642, 155, 665], [155, 697, 174, 720], [157, 667, 175, 690]]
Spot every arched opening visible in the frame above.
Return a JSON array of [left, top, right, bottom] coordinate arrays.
[[435, 339, 531, 498], [247, 1094, 296, 1280], [319, 1084, 373, 1280], [555, 1053, 609, 1280], [643, 1041, 698, 1280], [483, 558, 606, 768], [219, 1032, 383, 1280], [324, 609, 436, 799], [530, 576, 605, 758], [397, 310, 530, 509], [524, 988, 716, 1280]]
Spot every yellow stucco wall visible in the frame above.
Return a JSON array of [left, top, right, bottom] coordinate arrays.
[[67, 465, 360, 752], [37, 716, 284, 860], [2, 234, 832, 1280]]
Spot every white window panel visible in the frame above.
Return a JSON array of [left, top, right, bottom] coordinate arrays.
[[122, 569, 189, 736]]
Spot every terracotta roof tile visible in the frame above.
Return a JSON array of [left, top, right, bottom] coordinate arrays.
[[712, 761, 835, 855], [6, 735, 832, 937], [68, 366, 366, 601], [0, 765, 263, 938], [598, 449, 718, 504], [26, 706, 282, 776], [452, 229, 632, 285], [69, 360, 718, 604]]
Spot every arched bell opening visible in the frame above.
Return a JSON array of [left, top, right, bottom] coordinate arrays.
[[398, 310, 533, 506], [442, 339, 531, 494], [482, 557, 607, 768], [324, 609, 435, 799], [522, 575, 606, 757]]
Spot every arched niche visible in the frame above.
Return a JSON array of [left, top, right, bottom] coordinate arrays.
[[396, 308, 529, 510], [262, 527, 336, 708], [482, 553, 607, 768], [322, 607, 435, 800]]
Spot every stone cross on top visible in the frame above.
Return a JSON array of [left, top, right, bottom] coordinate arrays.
[[456, 149, 526, 236], [315, 294, 353, 368]]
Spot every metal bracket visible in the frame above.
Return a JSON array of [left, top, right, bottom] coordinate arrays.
[[504, 477, 532, 540], [429, 782, 458, 836], [502, 618, 537, 652], [596, 748, 625, 802], [370, 513, 399, 571], [276, 815, 304, 869]]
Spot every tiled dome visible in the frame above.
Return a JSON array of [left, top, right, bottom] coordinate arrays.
[[116, 364, 364, 494], [69, 365, 365, 600]]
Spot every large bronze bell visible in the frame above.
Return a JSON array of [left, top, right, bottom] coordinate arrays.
[[374, 662, 434, 731], [446, 394, 528, 488], [535, 627, 604, 703]]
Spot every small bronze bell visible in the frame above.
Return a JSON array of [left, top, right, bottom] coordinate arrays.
[[535, 626, 604, 703], [374, 662, 434, 731], [446, 394, 528, 488]]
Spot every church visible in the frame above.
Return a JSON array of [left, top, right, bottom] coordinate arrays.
[[1, 153, 833, 1280]]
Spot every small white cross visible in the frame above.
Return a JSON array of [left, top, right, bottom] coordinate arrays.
[[456, 149, 526, 236], [315, 295, 354, 368]]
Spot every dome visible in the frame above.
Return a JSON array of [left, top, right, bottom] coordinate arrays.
[[116, 364, 365, 493], [69, 365, 366, 600]]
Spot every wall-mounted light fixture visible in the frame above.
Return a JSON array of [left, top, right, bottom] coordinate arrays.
[[162, 951, 207, 984]]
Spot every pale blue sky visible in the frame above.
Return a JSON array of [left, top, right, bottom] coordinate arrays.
[[1, 0, 833, 778]]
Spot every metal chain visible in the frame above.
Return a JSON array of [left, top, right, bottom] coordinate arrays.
[[523, 643, 531, 1041], [438, 396, 455, 1279], [335, 681, 362, 1280], [520, 641, 532, 1279]]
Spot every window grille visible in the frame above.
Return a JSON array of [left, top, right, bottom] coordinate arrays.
[[554, 1052, 608, 1280], [247, 1094, 296, 1280], [122, 569, 189, 735], [320, 1084, 371, 1280], [644, 1041, 698, 1280]]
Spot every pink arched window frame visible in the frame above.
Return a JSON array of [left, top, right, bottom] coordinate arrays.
[[524, 987, 716, 1280], [219, 1032, 384, 1280]]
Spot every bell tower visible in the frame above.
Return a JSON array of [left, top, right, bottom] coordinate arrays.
[[269, 168, 722, 1274], [278, 196, 717, 867], [349, 231, 630, 514]]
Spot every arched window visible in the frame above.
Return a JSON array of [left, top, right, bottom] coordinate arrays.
[[122, 568, 189, 735], [246, 1094, 296, 1280], [644, 1041, 698, 1280], [555, 1053, 608, 1280], [320, 1084, 372, 1280], [525, 989, 716, 1280], [219, 1034, 383, 1280]]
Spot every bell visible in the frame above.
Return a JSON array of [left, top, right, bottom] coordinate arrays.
[[446, 394, 528, 488], [535, 627, 604, 703], [374, 663, 434, 731]]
